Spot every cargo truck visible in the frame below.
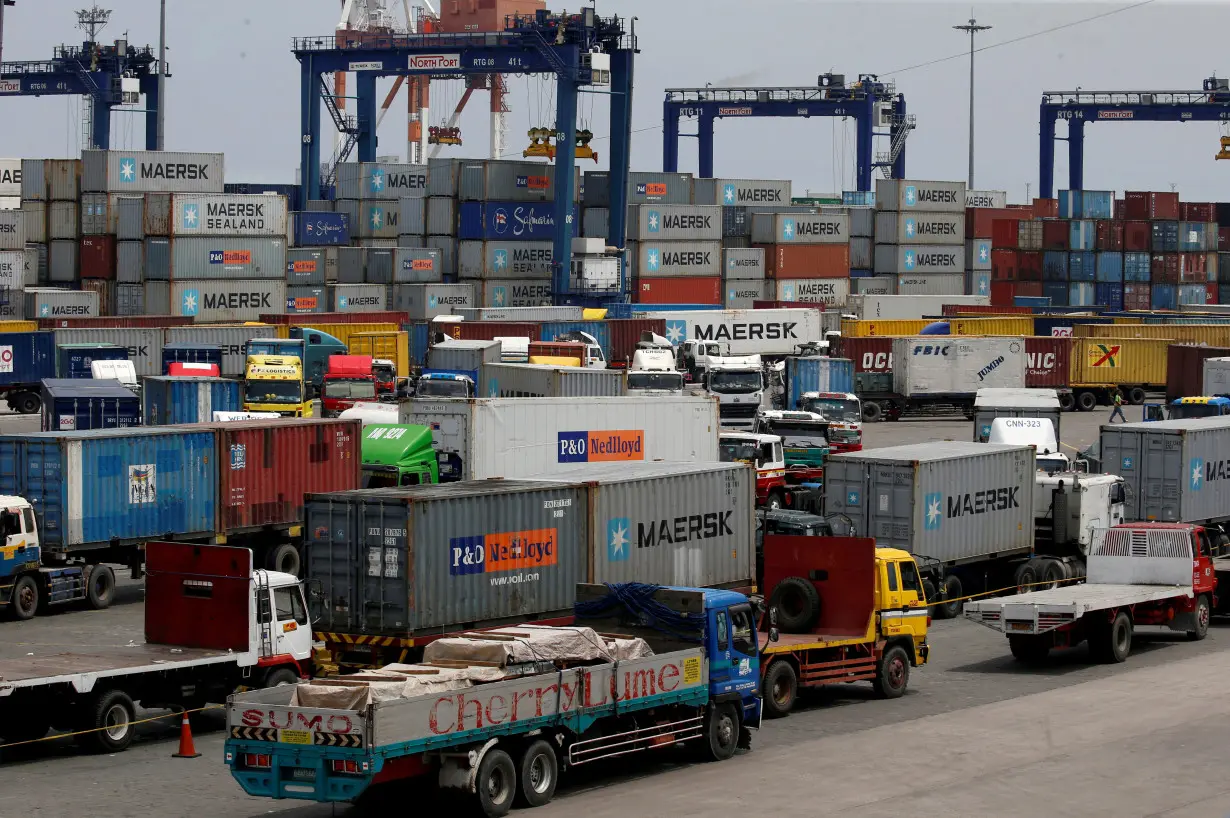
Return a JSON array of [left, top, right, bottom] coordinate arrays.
[[871, 336, 1027, 421], [0, 330, 56, 414], [627, 347, 685, 395], [751, 410, 830, 468], [705, 354, 766, 429], [973, 388, 1061, 444], [719, 430, 823, 510], [1068, 337, 1170, 410], [1143, 395, 1230, 422], [359, 423, 438, 487], [244, 355, 314, 418], [319, 354, 377, 417], [282, 327, 348, 396], [226, 581, 761, 814], [0, 541, 311, 752], [797, 391, 863, 452], [965, 523, 1214, 663]]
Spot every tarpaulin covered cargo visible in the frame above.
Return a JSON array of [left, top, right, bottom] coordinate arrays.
[[141, 376, 242, 424]]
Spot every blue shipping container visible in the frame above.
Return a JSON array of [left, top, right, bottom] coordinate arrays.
[[1179, 222, 1210, 252], [1095, 252, 1124, 283], [1222, 285, 1230, 304], [1124, 252, 1151, 282], [0, 427, 218, 552], [786, 357, 854, 409], [842, 191, 876, 206], [292, 211, 350, 247], [1152, 284, 1177, 311], [1178, 284, 1208, 306], [39, 379, 141, 432], [1068, 251, 1096, 281], [1032, 315, 1113, 337], [56, 344, 128, 379], [1043, 282, 1070, 307], [1082, 191, 1114, 220], [1043, 251, 1069, 280], [1014, 296, 1051, 308], [1152, 222, 1180, 252], [0, 331, 56, 386], [162, 343, 224, 373], [142, 376, 242, 425], [1058, 190, 1078, 219], [1069, 220, 1097, 251], [1095, 283, 1124, 311], [1069, 281, 1096, 307], [409, 321, 431, 366], [850, 269, 874, 278], [458, 201, 577, 242]]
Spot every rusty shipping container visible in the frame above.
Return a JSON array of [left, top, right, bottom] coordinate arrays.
[[1024, 336, 1072, 388], [635, 277, 722, 304], [1167, 344, 1230, 401], [762, 243, 850, 278]]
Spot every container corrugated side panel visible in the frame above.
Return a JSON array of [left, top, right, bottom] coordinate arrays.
[[52, 328, 163, 377], [170, 280, 287, 323], [21, 159, 47, 200], [168, 237, 287, 279], [82, 150, 224, 194], [163, 325, 278, 377], [1070, 337, 1170, 387], [0, 437, 67, 550]]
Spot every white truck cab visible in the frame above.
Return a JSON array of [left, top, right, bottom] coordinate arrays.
[[987, 416, 1068, 473], [1034, 470, 1128, 554], [800, 390, 864, 452], [628, 348, 684, 395], [706, 354, 765, 429], [494, 337, 530, 363], [679, 339, 728, 377], [554, 330, 607, 369]]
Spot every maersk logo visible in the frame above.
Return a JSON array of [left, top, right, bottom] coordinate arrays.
[[369, 168, 385, 194], [723, 183, 736, 204], [1192, 458, 1204, 490], [645, 248, 661, 272], [119, 157, 137, 183], [646, 210, 660, 233], [924, 492, 943, 530], [665, 319, 686, 344], [492, 249, 508, 272], [904, 250, 916, 270], [339, 296, 349, 309], [608, 517, 631, 562], [39, 303, 49, 317], [182, 203, 200, 229], [904, 185, 917, 207], [1121, 456, 1134, 470], [978, 241, 990, 264], [782, 283, 795, 300], [181, 289, 200, 316], [976, 274, 989, 294], [781, 218, 795, 241], [492, 286, 507, 307], [369, 206, 384, 230], [846, 490, 860, 506], [428, 295, 438, 308], [904, 217, 916, 238]]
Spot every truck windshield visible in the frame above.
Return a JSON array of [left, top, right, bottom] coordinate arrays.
[[417, 379, 471, 398], [244, 381, 303, 404], [628, 371, 685, 391], [1168, 403, 1223, 420], [803, 397, 861, 423], [361, 466, 421, 488], [761, 421, 828, 447], [719, 440, 759, 463], [709, 370, 762, 393], [324, 380, 377, 399]]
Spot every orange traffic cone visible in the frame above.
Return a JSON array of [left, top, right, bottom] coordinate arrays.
[[172, 711, 201, 759]]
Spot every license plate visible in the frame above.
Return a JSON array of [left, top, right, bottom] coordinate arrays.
[[281, 729, 312, 745], [290, 768, 317, 781], [1008, 622, 1032, 632]]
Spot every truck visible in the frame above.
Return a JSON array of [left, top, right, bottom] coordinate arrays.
[[1068, 336, 1169, 410], [797, 391, 863, 453], [244, 355, 314, 418], [320, 354, 378, 417], [706, 354, 766, 429], [758, 533, 929, 717], [720, 430, 822, 511], [965, 523, 1214, 663], [986, 416, 1069, 474], [529, 336, 606, 368], [0, 330, 55, 414], [784, 356, 854, 411], [414, 370, 476, 399], [1143, 395, 1230, 422], [0, 541, 311, 751], [226, 582, 761, 814], [638, 308, 826, 358], [628, 347, 685, 395], [283, 327, 348, 396], [752, 409, 830, 468], [359, 423, 438, 487], [876, 336, 1026, 420], [347, 330, 410, 385], [973, 387, 1062, 444]]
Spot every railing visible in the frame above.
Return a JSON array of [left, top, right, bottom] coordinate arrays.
[[1042, 90, 1230, 106], [292, 31, 516, 52], [665, 87, 858, 103]]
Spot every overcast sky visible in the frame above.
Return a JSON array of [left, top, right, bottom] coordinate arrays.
[[5, 0, 1230, 200]]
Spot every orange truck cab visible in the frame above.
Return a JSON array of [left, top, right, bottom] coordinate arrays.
[[321, 354, 377, 417]]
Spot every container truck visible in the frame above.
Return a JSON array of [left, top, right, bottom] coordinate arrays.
[[256, 329, 348, 396], [965, 523, 1214, 663], [884, 336, 1026, 419], [358, 423, 438, 487], [1068, 337, 1170, 410], [0, 541, 311, 751], [719, 430, 822, 511], [705, 354, 766, 429], [0, 330, 55, 414], [784, 356, 854, 410], [797, 391, 863, 452], [40, 378, 141, 431], [973, 388, 1061, 444], [414, 370, 475, 399], [142, 376, 242, 425], [226, 581, 761, 813], [639, 308, 826, 358], [346, 330, 410, 379], [244, 355, 313, 418], [751, 410, 829, 468], [319, 354, 377, 417], [400, 395, 720, 482], [627, 347, 685, 395], [423, 339, 501, 394]]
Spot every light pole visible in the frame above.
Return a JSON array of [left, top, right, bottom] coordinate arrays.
[[954, 16, 991, 189]]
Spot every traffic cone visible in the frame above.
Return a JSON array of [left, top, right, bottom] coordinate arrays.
[[173, 711, 201, 759]]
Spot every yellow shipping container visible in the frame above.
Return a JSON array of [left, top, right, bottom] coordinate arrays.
[[1070, 337, 1172, 387], [948, 317, 1034, 336], [348, 330, 410, 377], [275, 322, 399, 349], [841, 319, 931, 337], [1076, 322, 1230, 346], [0, 321, 38, 334]]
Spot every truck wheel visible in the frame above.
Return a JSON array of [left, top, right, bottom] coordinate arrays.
[[1014, 562, 1039, 594], [11, 391, 39, 414], [263, 667, 301, 688], [1127, 387, 1146, 405], [10, 575, 39, 620], [76, 689, 136, 753], [1076, 391, 1097, 412], [762, 660, 798, 718], [1009, 634, 1051, 664], [266, 543, 301, 576], [921, 578, 939, 617], [1188, 595, 1211, 641], [937, 575, 964, 620], [769, 576, 821, 633], [862, 401, 882, 422], [1100, 612, 1133, 664], [872, 645, 910, 699], [1058, 392, 1076, 412], [475, 747, 517, 818], [515, 739, 558, 808], [765, 491, 784, 511], [702, 703, 739, 762], [86, 565, 116, 610]]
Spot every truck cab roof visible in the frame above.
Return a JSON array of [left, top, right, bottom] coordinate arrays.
[[721, 431, 780, 445], [758, 409, 826, 423], [419, 372, 472, 382], [801, 390, 858, 401], [1173, 395, 1230, 405], [709, 354, 762, 370]]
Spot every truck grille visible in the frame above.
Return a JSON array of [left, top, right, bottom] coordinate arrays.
[[720, 404, 759, 419], [973, 610, 1001, 623], [1038, 612, 1074, 629]]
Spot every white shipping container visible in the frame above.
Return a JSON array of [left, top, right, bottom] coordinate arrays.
[[170, 279, 287, 322], [0, 210, 28, 250], [0, 159, 20, 198], [632, 308, 824, 356], [723, 247, 765, 280], [457, 241, 553, 279], [476, 280, 556, 308], [875, 179, 967, 213], [628, 204, 722, 241], [626, 241, 721, 277], [848, 294, 990, 320], [775, 277, 849, 307], [330, 283, 387, 312], [53, 328, 164, 376], [896, 273, 965, 296], [750, 213, 849, 244], [892, 336, 1026, 396], [390, 282, 475, 319], [400, 396, 720, 481], [24, 288, 99, 319], [874, 211, 965, 246], [1203, 357, 1230, 396], [335, 162, 428, 201], [694, 178, 792, 207], [874, 244, 965, 275], [0, 248, 36, 291], [171, 193, 289, 236], [851, 276, 897, 295], [724, 280, 769, 309], [966, 190, 1008, 209], [82, 150, 225, 194]]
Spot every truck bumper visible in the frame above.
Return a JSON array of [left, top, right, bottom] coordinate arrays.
[[916, 640, 930, 666], [226, 741, 375, 802]]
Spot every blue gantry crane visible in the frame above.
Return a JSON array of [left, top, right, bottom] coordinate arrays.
[[293, 8, 636, 305], [1040, 77, 1230, 198], [661, 73, 915, 191]]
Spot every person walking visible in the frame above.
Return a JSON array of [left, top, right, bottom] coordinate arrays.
[[1109, 391, 1127, 423]]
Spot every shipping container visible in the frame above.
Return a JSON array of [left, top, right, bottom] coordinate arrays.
[[774, 277, 849, 306], [1076, 322, 1230, 345], [161, 342, 223, 373], [1124, 252, 1150, 282], [582, 206, 610, 238], [965, 189, 1008, 209], [758, 243, 850, 279], [364, 247, 394, 284], [1101, 418, 1230, 523], [1024, 336, 1071, 388], [285, 286, 327, 313], [141, 376, 242, 424], [425, 235, 457, 276], [785, 356, 854, 409], [1068, 251, 1096, 281], [46, 240, 76, 283], [56, 342, 126, 378], [347, 331, 410, 377], [626, 240, 721, 278], [24, 288, 98, 321], [39, 379, 141, 431], [387, 247, 440, 284], [874, 211, 965, 245], [693, 178, 792, 207], [81, 150, 224, 194], [336, 199, 402, 240], [628, 204, 722, 241], [1152, 253, 1180, 284], [825, 442, 1035, 561], [163, 325, 278, 377], [143, 193, 171, 236], [164, 236, 286, 280], [1095, 282, 1123, 311], [875, 179, 966, 213], [336, 162, 428, 201], [637, 308, 823, 356], [849, 236, 872, 270], [52, 327, 161, 376], [479, 362, 627, 398], [873, 244, 963, 275], [389, 282, 475, 319], [144, 281, 170, 314], [896, 273, 963, 296], [19, 201, 46, 245], [0, 209, 29, 250], [0, 247, 36, 292], [330, 283, 387, 313], [1152, 222, 1180, 252], [973, 388, 1062, 443], [426, 339, 502, 379], [1124, 191, 1180, 221], [893, 336, 1026, 396], [79, 275, 113, 313], [457, 200, 574, 242], [20, 158, 45, 200], [967, 238, 992, 271], [165, 278, 286, 322], [1179, 283, 1208, 306], [635, 276, 721, 305], [1070, 337, 1170, 387], [401, 395, 719, 481], [291, 211, 349, 247], [967, 270, 991, 298], [723, 280, 769, 309], [46, 159, 81, 201], [116, 195, 145, 241], [582, 170, 694, 207], [169, 193, 288, 237], [851, 276, 896, 295], [78, 235, 116, 280], [1204, 358, 1230, 396], [285, 248, 327, 286], [1069, 281, 1096, 307], [468, 279, 553, 308], [115, 239, 143, 284], [457, 241, 550, 280], [1153, 284, 1178, 311], [750, 213, 849, 245], [723, 247, 765, 280], [80, 194, 115, 236], [1168, 345, 1230, 400]]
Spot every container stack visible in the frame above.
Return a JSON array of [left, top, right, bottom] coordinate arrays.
[[335, 161, 428, 310], [750, 210, 851, 307], [873, 179, 967, 296], [626, 203, 723, 305], [285, 210, 351, 314], [0, 158, 36, 318], [962, 190, 1011, 300]]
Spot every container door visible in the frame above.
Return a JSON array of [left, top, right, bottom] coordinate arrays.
[[1100, 429, 1142, 520], [1139, 432, 1183, 522], [359, 498, 411, 633], [866, 463, 914, 552]]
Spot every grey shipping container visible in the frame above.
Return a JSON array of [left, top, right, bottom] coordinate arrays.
[[626, 240, 721, 277], [286, 248, 327, 286], [116, 240, 144, 284], [896, 273, 965, 296], [967, 239, 992, 272], [848, 207, 874, 238], [458, 159, 577, 202], [0, 210, 28, 250], [723, 247, 765, 280], [330, 283, 387, 312], [824, 442, 1036, 562], [394, 247, 442, 283], [48, 201, 79, 240], [338, 199, 401, 240], [170, 279, 287, 323], [0, 248, 37, 291], [849, 237, 872, 270], [168, 237, 287, 280], [480, 362, 627, 398], [1100, 417, 1230, 524], [323, 246, 339, 282], [851, 275, 897, 295], [628, 204, 722, 241], [20, 202, 46, 244], [750, 213, 849, 244], [306, 199, 334, 212], [335, 162, 428, 201], [582, 171, 693, 207], [365, 248, 394, 284], [426, 197, 456, 236], [46, 159, 81, 201], [80, 193, 112, 235], [117, 195, 145, 240], [893, 336, 1026, 396], [396, 234, 426, 249], [336, 246, 365, 283], [144, 237, 171, 280], [474, 280, 554, 308], [874, 244, 965, 275], [875, 211, 966, 246], [29, 242, 48, 286], [53, 327, 163, 376], [458, 241, 552, 280], [425, 158, 468, 198], [693, 178, 792, 207], [47, 240, 77, 282], [582, 207, 609, 238], [399, 197, 426, 235], [144, 281, 170, 315], [428, 339, 502, 374], [114, 283, 144, 316], [170, 193, 289, 237], [456, 305, 584, 322], [21, 158, 46, 200], [875, 179, 967, 213], [81, 150, 225, 194], [426, 236, 457, 276], [143, 193, 171, 236], [724, 280, 770, 309], [164, 325, 279, 377], [304, 480, 590, 636], [0, 159, 16, 198], [286, 286, 328, 313]]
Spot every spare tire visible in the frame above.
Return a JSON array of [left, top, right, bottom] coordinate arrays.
[[769, 576, 821, 633]]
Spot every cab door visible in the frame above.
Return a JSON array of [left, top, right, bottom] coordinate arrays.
[[878, 559, 906, 636], [894, 559, 930, 646]]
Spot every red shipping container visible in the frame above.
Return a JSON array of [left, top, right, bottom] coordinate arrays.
[[1018, 251, 1044, 281], [216, 418, 360, 533], [1219, 227, 1230, 252], [434, 321, 541, 342], [1151, 253, 1180, 284], [1209, 282, 1220, 305], [606, 318, 668, 367], [79, 235, 116, 280], [1180, 253, 1207, 283], [635, 276, 721, 304], [1183, 202, 1217, 222], [840, 337, 893, 373], [1041, 220, 1069, 250], [989, 280, 1015, 307], [1024, 336, 1070, 388], [763, 244, 850, 279], [258, 311, 410, 326], [1124, 191, 1180, 221], [1123, 221, 1151, 252], [1114, 200, 1125, 220], [968, 207, 1021, 238], [36, 315, 195, 329], [1033, 199, 1059, 219], [79, 279, 111, 316], [1095, 220, 1124, 251], [1123, 283, 1151, 311], [1166, 344, 1230, 400], [991, 249, 1019, 281], [991, 218, 1019, 249], [1014, 281, 1044, 298]]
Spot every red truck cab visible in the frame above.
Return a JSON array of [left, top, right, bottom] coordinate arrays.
[[321, 354, 378, 417]]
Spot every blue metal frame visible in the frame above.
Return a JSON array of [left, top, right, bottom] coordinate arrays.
[[0, 41, 161, 150], [1040, 83, 1230, 198], [661, 78, 910, 190], [292, 11, 637, 304]]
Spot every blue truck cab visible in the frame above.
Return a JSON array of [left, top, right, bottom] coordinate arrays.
[[225, 583, 761, 814], [1144, 396, 1230, 421]]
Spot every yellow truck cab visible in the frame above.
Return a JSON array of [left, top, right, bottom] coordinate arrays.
[[243, 355, 313, 417]]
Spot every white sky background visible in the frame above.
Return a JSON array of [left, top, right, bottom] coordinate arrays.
[[4, 0, 1230, 200]]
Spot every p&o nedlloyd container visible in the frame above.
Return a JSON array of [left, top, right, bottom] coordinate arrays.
[[82, 150, 225, 194], [400, 395, 720, 481], [892, 336, 1026, 397], [823, 441, 1036, 564], [1100, 417, 1230, 524]]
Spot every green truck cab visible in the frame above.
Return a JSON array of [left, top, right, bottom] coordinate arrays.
[[360, 424, 439, 487]]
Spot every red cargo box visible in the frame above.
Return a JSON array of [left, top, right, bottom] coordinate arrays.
[[989, 280, 1014, 307], [1180, 253, 1208, 283], [1114, 200, 1125, 220], [1014, 281, 1044, 298], [1041, 220, 1069, 250], [1123, 283, 1151, 311], [1024, 336, 1070, 388], [258, 311, 409, 326], [216, 418, 361, 533], [1167, 344, 1230, 401], [1124, 191, 1180, 221], [606, 318, 667, 366], [763, 244, 850, 279], [1183, 202, 1217, 222], [36, 314, 195, 329], [1209, 282, 1220, 305], [1018, 251, 1043, 281], [1033, 199, 1059, 219], [991, 249, 1019, 280], [79, 279, 111, 316], [991, 218, 1019, 249], [1095, 220, 1124, 251], [79, 235, 116, 280], [840, 336, 893, 373], [1124, 221, 1151, 252], [1220, 227, 1230, 252], [635, 276, 721, 304], [1152, 253, 1180, 284], [434, 320, 541, 343], [967, 208, 1021, 239]]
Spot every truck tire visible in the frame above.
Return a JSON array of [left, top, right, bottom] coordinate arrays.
[[937, 574, 963, 620], [515, 739, 558, 808], [765, 490, 784, 511], [921, 578, 939, 617], [86, 565, 116, 610], [872, 645, 910, 699], [1100, 611, 1133, 664], [1058, 392, 1076, 412], [1076, 391, 1097, 412], [1036, 559, 1069, 591], [266, 543, 301, 576], [701, 703, 739, 762], [76, 689, 136, 753], [1188, 595, 1211, 641], [263, 667, 301, 688], [1014, 562, 1039, 594], [475, 747, 517, 818], [762, 660, 798, 718], [862, 401, 882, 423], [10, 575, 39, 620], [1127, 387, 1146, 405], [769, 576, 821, 633], [11, 391, 39, 414], [1008, 634, 1051, 664]]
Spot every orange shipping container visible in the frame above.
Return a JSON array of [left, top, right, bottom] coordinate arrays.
[[759, 243, 850, 279], [635, 277, 721, 304]]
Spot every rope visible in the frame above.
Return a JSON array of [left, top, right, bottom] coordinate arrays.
[[575, 582, 707, 642], [0, 703, 224, 750]]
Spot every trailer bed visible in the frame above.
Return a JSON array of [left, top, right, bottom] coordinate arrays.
[[0, 644, 239, 693], [965, 584, 1192, 635]]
